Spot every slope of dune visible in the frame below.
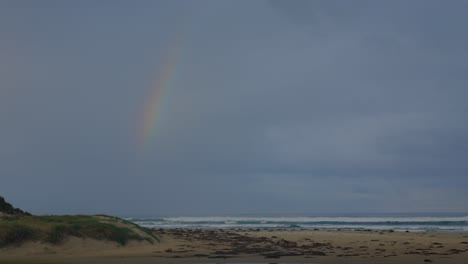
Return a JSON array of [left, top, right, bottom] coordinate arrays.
[[0, 196, 158, 251]]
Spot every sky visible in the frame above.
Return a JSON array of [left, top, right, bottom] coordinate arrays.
[[1, 0, 467, 216]]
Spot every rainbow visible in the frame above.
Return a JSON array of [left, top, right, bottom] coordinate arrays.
[[138, 35, 183, 148]]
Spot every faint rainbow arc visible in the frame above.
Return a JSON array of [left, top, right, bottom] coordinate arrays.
[[138, 36, 183, 148]]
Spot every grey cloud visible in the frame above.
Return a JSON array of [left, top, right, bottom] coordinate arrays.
[[1, 0, 467, 215]]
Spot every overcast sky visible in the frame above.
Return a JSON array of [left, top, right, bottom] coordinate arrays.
[[1, 0, 467, 216]]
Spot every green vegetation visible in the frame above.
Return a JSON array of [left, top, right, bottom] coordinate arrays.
[[0, 223, 36, 247], [0, 196, 157, 248], [0, 215, 159, 247]]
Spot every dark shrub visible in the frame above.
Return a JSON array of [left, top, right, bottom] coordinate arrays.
[[46, 225, 69, 244], [0, 224, 37, 247]]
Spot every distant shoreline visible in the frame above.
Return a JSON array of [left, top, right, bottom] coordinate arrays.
[[127, 215, 468, 233]]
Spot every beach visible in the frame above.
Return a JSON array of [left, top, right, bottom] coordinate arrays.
[[2, 229, 468, 263]]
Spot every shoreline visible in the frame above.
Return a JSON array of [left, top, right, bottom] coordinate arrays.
[[2, 229, 468, 263], [147, 227, 468, 233], [128, 215, 468, 233]]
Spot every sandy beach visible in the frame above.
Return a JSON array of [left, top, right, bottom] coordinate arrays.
[[1, 229, 468, 263]]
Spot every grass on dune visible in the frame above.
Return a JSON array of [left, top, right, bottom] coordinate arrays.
[[0, 215, 158, 247]]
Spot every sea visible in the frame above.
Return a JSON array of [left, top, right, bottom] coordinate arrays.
[[126, 213, 468, 233]]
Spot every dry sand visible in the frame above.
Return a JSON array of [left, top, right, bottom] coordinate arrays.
[[1, 229, 468, 263]]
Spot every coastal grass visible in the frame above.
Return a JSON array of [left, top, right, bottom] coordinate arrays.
[[0, 215, 158, 247]]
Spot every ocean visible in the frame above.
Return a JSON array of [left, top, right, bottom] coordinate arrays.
[[127, 213, 468, 232]]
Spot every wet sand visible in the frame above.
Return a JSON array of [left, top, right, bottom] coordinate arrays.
[[1, 229, 468, 263]]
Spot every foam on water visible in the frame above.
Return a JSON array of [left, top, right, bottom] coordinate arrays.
[[127, 215, 468, 232]]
